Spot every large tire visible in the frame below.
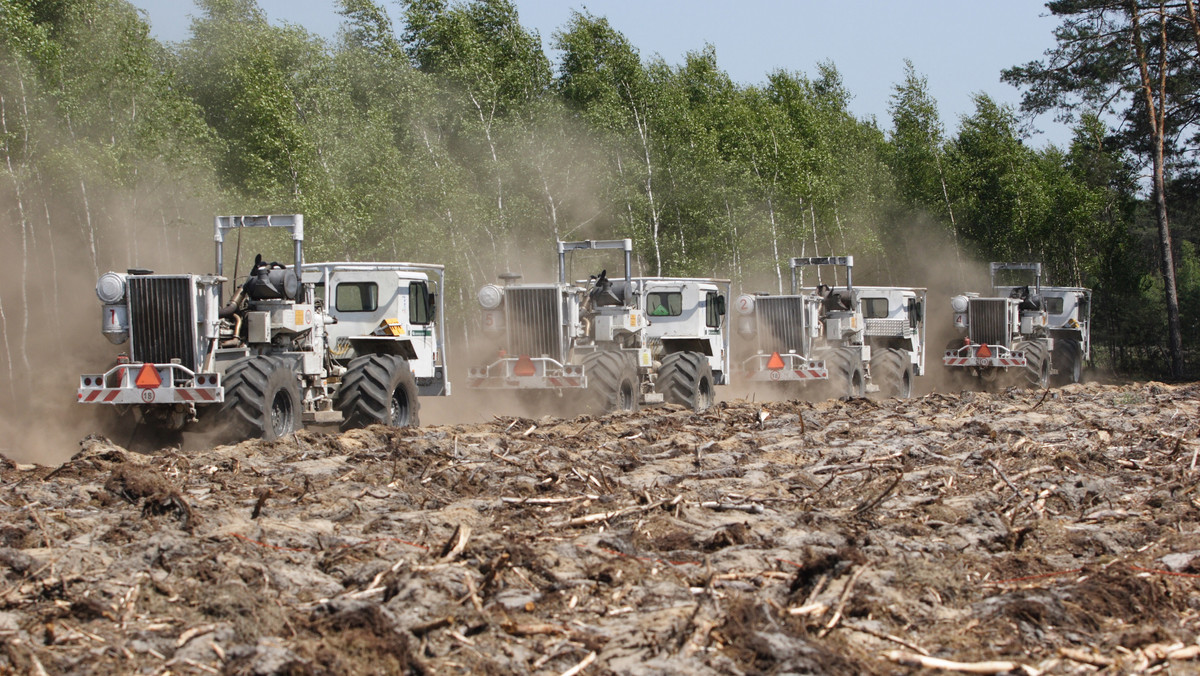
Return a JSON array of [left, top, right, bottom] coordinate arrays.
[[1015, 340, 1050, 389], [870, 348, 913, 398], [1052, 337, 1082, 385], [335, 354, 420, 431], [977, 365, 1003, 392], [825, 347, 866, 399], [657, 351, 715, 412], [582, 351, 639, 414], [222, 356, 303, 441]]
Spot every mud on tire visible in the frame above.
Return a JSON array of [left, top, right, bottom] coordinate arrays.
[[335, 354, 420, 431], [657, 351, 715, 412], [825, 347, 866, 399], [870, 347, 913, 398], [1015, 340, 1050, 389], [222, 355, 303, 441], [1052, 337, 1082, 385], [581, 351, 639, 414]]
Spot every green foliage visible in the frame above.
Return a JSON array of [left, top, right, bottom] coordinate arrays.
[[402, 0, 550, 111], [887, 60, 948, 215], [553, 11, 643, 133], [1003, 0, 1200, 378], [177, 0, 317, 197]]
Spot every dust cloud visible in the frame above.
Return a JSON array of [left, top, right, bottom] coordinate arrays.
[[865, 215, 992, 395], [0, 190, 1023, 464], [0, 181, 213, 465], [0, 135, 1046, 462]]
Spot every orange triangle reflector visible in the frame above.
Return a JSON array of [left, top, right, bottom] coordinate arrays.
[[976, 344, 992, 359], [135, 363, 162, 388], [513, 354, 536, 377], [766, 352, 786, 370]]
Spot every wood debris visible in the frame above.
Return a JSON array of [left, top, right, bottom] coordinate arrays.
[[0, 382, 1195, 673]]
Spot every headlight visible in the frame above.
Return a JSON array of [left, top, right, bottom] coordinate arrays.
[[477, 284, 503, 309], [735, 294, 756, 315], [96, 272, 126, 304], [950, 295, 969, 313]]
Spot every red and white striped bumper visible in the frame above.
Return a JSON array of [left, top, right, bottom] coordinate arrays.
[[467, 359, 587, 390], [741, 354, 828, 382], [943, 348, 1026, 369], [744, 367, 829, 382], [78, 364, 224, 406]]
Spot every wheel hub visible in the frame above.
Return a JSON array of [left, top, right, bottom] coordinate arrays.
[[270, 390, 294, 437]]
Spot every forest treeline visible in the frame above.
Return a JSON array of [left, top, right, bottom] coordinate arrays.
[[1, 0, 1198, 423]]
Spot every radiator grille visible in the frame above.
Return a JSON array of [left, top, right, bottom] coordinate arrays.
[[865, 318, 911, 337], [755, 296, 809, 354], [968, 298, 1009, 347], [506, 287, 562, 362], [128, 276, 197, 371]]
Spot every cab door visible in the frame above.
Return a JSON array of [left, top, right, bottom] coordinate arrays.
[[406, 279, 438, 380]]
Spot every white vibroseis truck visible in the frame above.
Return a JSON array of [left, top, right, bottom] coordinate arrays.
[[736, 256, 927, 398], [467, 239, 731, 413], [944, 262, 1091, 388], [79, 215, 449, 441]]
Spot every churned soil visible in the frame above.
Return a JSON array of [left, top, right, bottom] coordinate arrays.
[[0, 381, 1197, 674]]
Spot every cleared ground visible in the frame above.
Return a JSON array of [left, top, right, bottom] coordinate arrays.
[[0, 381, 1198, 674]]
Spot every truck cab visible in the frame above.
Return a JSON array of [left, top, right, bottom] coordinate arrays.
[[302, 263, 448, 396], [636, 278, 730, 385], [856, 286, 927, 380], [736, 256, 925, 399]]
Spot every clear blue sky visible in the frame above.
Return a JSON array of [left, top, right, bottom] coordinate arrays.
[[127, 0, 1069, 146]]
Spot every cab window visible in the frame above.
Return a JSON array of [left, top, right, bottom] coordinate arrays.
[[705, 292, 720, 327], [410, 281, 434, 325], [336, 282, 378, 313], [1043, 296, 1065, 314], [647, 291, 682, 317], [863, 297, 889, 319]]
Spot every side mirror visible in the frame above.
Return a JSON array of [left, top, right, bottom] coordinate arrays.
[[427, 293, 437, 320], [908, 298, 923, 323], [716, 295, 727, 316]]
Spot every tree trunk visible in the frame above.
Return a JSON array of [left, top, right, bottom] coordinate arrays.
[[809, 203, 822, 286], [628, 101, 662, 275], [40, 190, 63, 343], [1185, 0, 1200, 53], [419, 129, 481, 291], [932, 135, 963, 283], [723, 194, 741, 283], [468, 92, 502, 260], [538, 166, 560, 241], [0, 291, 11, 401], [767, 197, 782, 294], [0, 92, 31, 375], [752, 130, 783, 293], [1130, 1, 1184, 378]]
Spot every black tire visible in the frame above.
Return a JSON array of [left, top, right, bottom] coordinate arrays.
[[582, 351, 639, 414], [825, 347, 866, 399], [335, 354, 421, 431], [870, 348, 913, 398], [222, 356, 303, 441], [1015, 340, 1050, 389], [977, 365, 1002, 392], [1052, 337, 1082, 385], [657, 351, 715, 411]]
